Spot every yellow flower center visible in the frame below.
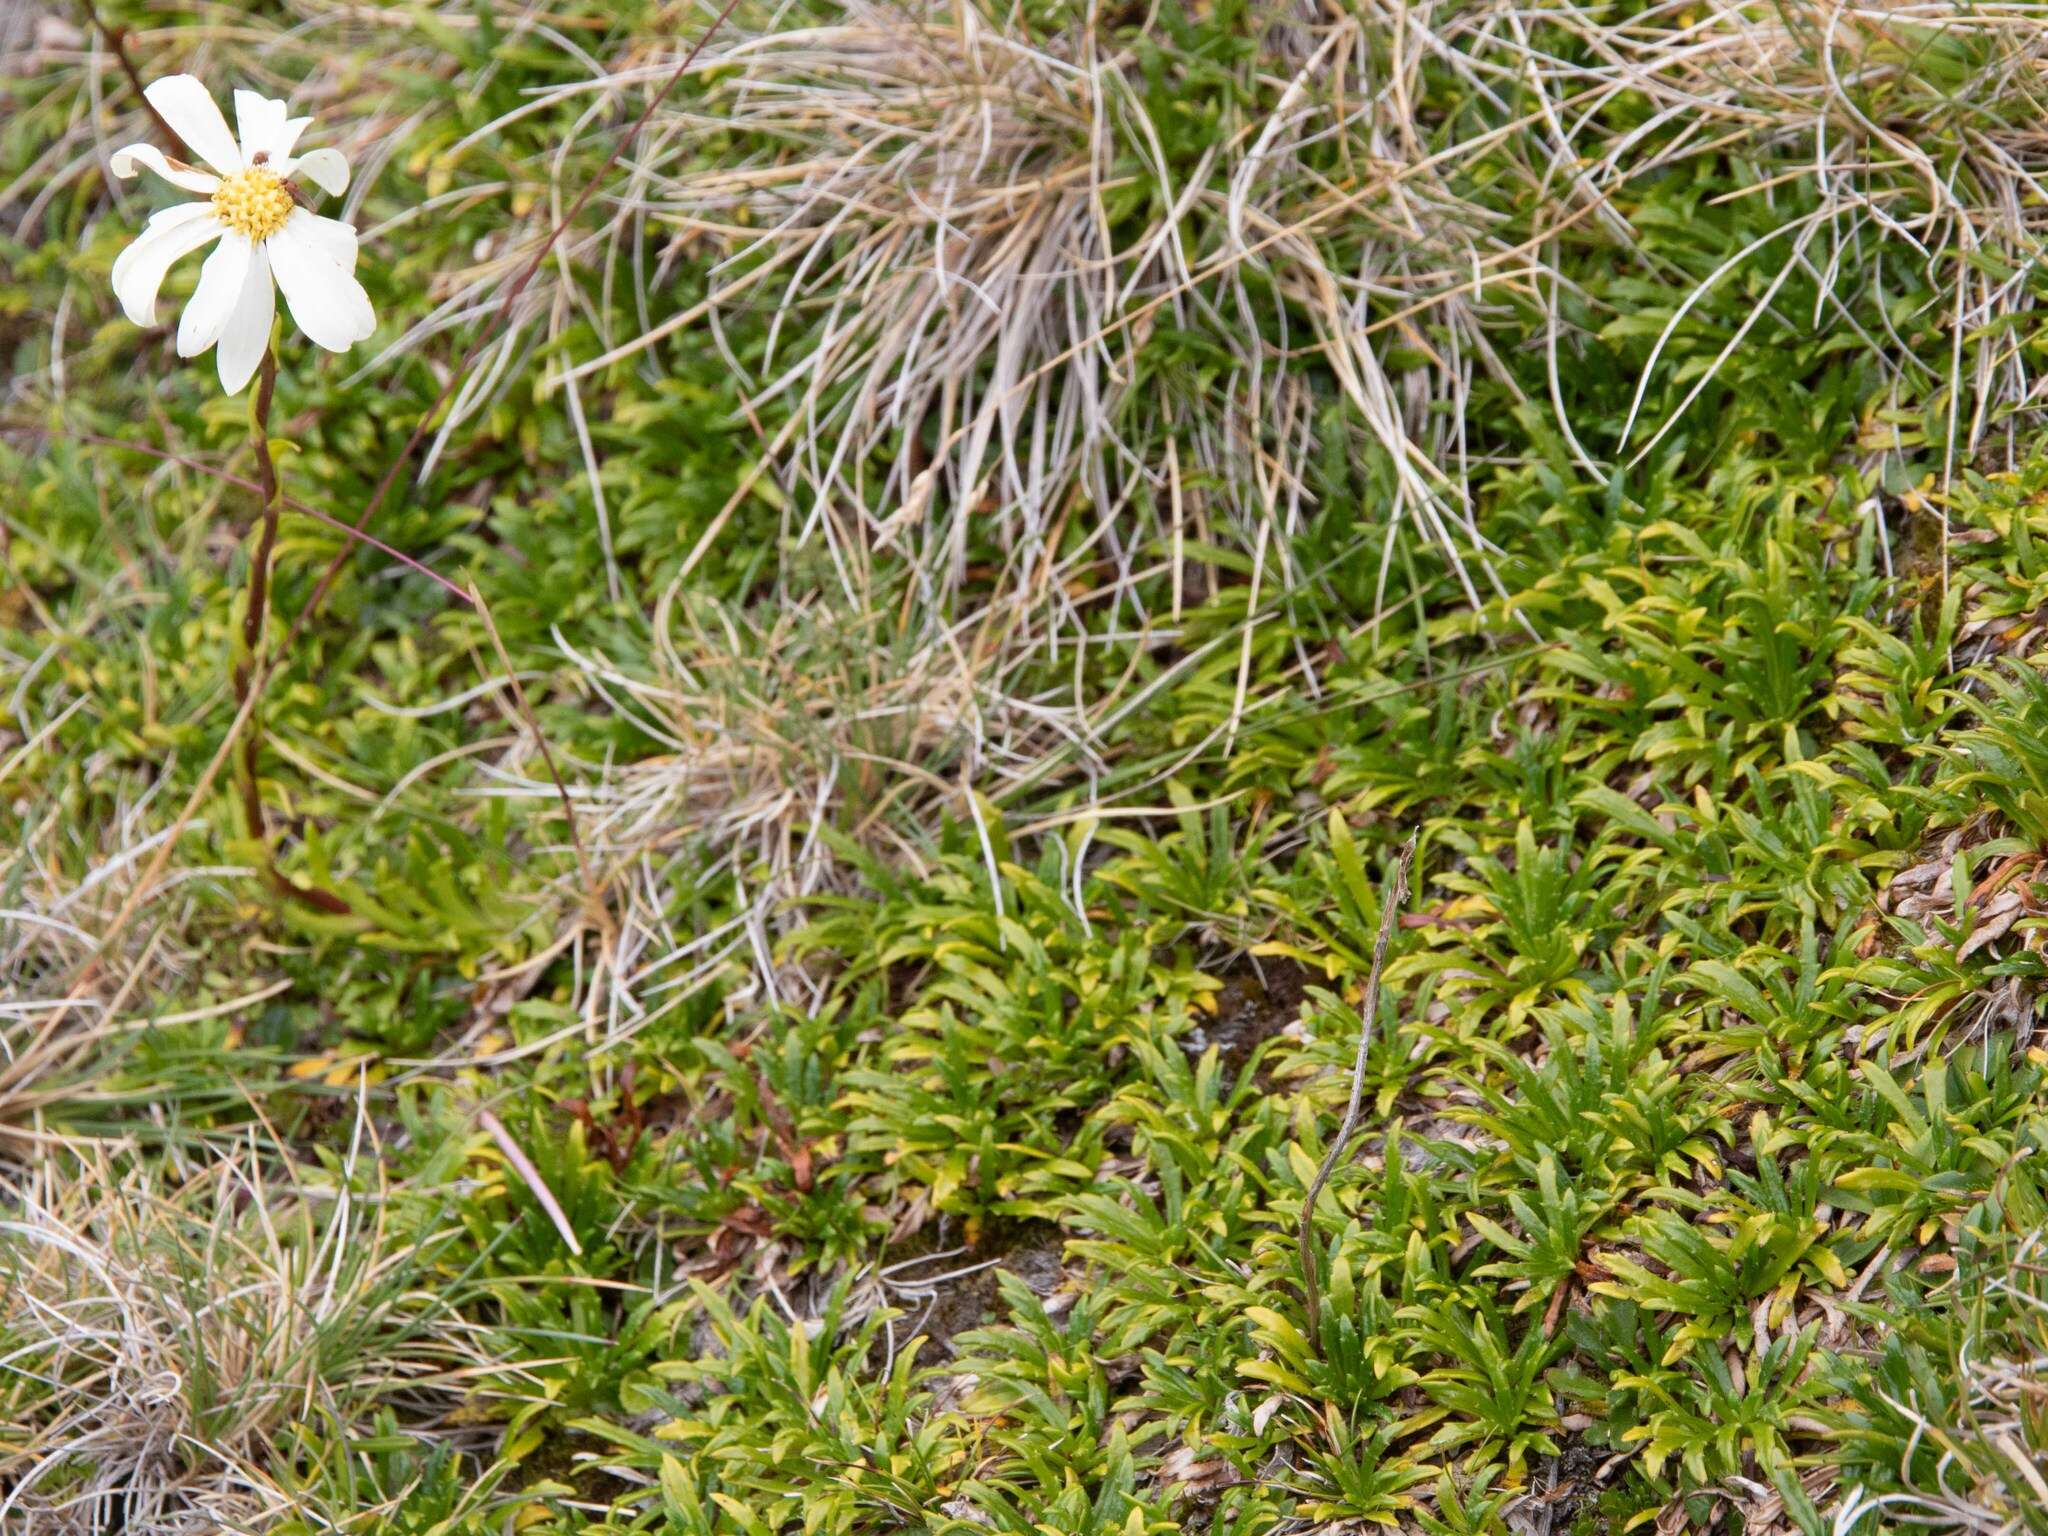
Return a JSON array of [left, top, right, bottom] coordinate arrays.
[[211, 166, 294, 242]]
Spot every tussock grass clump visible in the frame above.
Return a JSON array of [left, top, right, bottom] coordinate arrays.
[[0, 1134, 477, 1535]]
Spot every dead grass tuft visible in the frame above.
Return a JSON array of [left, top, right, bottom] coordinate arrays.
[[0, 1128, 476, 1534]]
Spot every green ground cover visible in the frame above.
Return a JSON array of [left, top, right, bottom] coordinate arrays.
[[6, 1, 2048, 1531]]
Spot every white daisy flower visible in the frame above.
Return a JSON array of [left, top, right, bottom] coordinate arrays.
[[108, 74, 374, 395]]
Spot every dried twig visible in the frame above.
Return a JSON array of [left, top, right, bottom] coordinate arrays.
[[76, 0, 182, 149], [1297, 829, 1416, 1343]]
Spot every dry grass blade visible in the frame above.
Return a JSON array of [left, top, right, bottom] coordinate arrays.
[[477, 1107, 584, 1258]]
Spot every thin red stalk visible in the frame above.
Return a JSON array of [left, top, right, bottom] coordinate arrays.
[[471, 582, 609, 940], [233, 353, 280, 847], [233, 354, 351, 915], [77, 0, 183, 149], [64, 431, 474, 604], [286, 0, 748, 651]]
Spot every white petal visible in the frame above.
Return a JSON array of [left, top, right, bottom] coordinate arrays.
[[113, 200, 214, 287], [233, 90, 311, 168], [233, 90, 285, 163], [143, 200, 210, 229], [286, 147, 349, 196], [110, 206, 223, 327], [144, 75, 243, 175], [177, 232, 253, 356], [215, 246, 274, 394], [108, 142, 219, 194], [274, 118, 314, 168], [269, 222, 375, 350], [282, 208, 358, 273]]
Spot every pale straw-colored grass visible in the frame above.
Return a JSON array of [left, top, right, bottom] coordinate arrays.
[[0, 1121, 489, 1535]]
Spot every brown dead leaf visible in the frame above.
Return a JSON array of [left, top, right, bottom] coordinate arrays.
[[1155, 1444, 1247, 1498], [1958, 888, 2026, 960]]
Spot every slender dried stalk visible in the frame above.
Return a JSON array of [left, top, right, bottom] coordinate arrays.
[[76, 0, 182, 149], [472, 583, 613, 948], [1297, 829, 1415, 1345]]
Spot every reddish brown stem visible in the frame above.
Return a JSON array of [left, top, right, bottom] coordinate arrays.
[[233, 352, 279, 847], [235, 352, 350, 915], [244, 354, 282, 656], [57, 432, 474, 605]]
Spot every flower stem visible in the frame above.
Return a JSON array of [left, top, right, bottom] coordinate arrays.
[[234, 352, 350, 916], [244, 354, 283, 664], [234, 350, 280, 847]]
